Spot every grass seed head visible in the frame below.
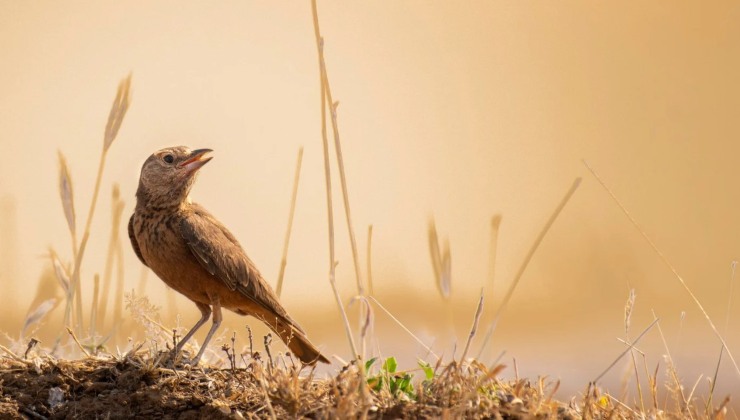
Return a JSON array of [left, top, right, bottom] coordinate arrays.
[[103, 74, 132, 152], [57, 151, 76, 236]]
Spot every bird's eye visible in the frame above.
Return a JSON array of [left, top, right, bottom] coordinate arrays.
[[163, 154, 175, 164]]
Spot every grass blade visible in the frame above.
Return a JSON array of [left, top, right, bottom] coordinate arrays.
[[276, 147, 303, 298]]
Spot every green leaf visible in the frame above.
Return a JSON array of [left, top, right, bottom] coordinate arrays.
[[418, 360, 434, 380], [398, 374, 413, 394], [367, 376, 382, 391], [383, 357, 398, 374], [365, 357, 377, 372], [389, 378, 398, 394]]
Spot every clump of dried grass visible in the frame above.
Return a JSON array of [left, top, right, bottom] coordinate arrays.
[[0, 347, 582, 419]]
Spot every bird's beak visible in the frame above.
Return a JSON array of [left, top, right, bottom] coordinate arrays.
[[179, 149, 213, 175]]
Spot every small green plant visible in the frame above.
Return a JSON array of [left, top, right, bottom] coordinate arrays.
[[365, 356, 418, 399]]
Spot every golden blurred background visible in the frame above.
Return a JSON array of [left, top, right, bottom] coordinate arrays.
[[1, 1, 739, 403]]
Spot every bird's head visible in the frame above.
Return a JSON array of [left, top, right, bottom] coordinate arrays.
[[136, 146, 213, 207]]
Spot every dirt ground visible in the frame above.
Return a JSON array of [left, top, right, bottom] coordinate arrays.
[[0, 350, 576, 420]]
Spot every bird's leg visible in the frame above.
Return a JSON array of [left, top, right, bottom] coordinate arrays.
[[191, 300, 222, 366], [173, 302, 212, 356]]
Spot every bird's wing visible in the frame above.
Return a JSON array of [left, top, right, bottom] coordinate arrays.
[[180, 204, 302, 331], [128, 214, 148, 267]]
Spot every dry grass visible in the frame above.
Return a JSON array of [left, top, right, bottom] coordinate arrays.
[[5, 321, 727, 420], [0, 344, 580, 419]]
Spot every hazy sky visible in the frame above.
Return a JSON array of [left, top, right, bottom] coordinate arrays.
[[1, 1, 739, 397]]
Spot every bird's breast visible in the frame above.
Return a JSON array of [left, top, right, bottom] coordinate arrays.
[[133, 210, 213, 301]]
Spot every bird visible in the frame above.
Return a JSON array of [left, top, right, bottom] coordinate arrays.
[[128, 146, 329, 365]]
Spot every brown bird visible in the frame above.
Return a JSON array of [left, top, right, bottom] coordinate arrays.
[[128, 146, 329, 365]]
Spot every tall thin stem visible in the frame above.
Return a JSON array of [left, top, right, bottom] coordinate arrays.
[[316, 29, 363, 297], [276, 147, 304, 297], [478, 178, 581, 358], [311, 2, 368, 415]]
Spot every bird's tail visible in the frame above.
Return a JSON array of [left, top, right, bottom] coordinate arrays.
[[261, 314, 330, 365]]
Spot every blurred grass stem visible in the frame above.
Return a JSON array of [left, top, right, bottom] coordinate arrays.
[[477, 178, 581, 358], [276, 147, 303, 298]]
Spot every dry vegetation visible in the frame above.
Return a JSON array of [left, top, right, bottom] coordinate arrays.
[[0, 335, 578, 419], [1, 2, 737, 419]]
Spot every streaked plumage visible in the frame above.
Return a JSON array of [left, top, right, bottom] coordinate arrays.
[[129, 146, 328, 365]]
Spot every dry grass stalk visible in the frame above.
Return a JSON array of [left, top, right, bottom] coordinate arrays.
[[488, 214, 501, 296], [685, 374, 703, 413], [367, 225, 374, 296], [0, 344, 24, 362], [310, 0, 359, 363], [56, 152, 81, 334], [314, 37, 364, 298], [310, 12, 368, 414], [707, 260, 738, 414], [593, 318, 659, 384], [98, 184, 125, 327], [459, 289, 484, 364], [368, 295, 439, 361], [623, 288, 646, 413], [89, 274, 100, 344], [66, 327, 90, 358], [583, 159, 740, 378], [652, 310, 689, 413], [350, 295, 375, 360], [649, 361, 660, 412], [260, 376, 278, 420], [477, 178, 582, 359], [276, 147, 304, 298], [427, 219, 452, 300], [111, 227, 126, 329]]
